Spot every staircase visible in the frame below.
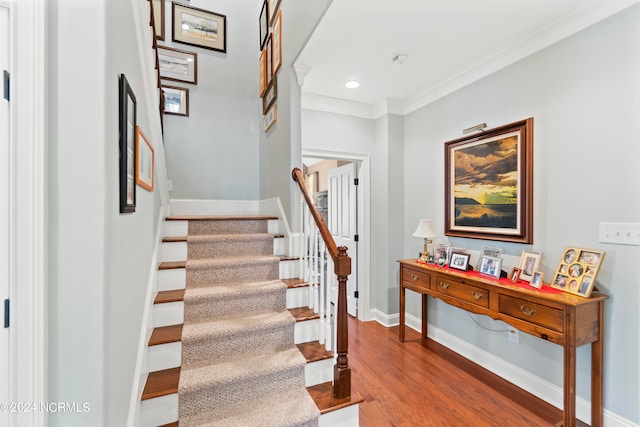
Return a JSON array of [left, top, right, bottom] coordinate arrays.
[[139, 212, 361, 426]]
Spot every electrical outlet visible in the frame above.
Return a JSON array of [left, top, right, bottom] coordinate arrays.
[[507, 326, 519, 343]]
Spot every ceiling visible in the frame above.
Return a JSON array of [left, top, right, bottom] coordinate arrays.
[[295, 0, 638, 117]]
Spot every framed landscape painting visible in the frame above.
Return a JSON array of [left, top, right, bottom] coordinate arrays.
[[172, 2, 226, 52], [444, 118, 533, 244]]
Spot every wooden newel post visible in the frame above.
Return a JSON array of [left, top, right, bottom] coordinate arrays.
[[333, 246, 351, 399]]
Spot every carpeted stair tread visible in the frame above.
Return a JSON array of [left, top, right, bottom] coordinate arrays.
[[186, 256, 280, 287], [187, 233, 275, 259], [178, 387, 319, 427], [167, 215, 278, 221], [184, 280, 286, 322], [179, 347, 307, 417], [182, 310, 296, 367]]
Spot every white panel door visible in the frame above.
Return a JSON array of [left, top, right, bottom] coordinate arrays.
[[0, 5, 11, 425], [328, 162, 358, 317]]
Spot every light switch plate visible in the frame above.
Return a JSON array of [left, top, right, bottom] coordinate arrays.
[[598, 222, 640, 246]]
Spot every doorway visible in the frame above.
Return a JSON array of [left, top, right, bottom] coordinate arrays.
[[302, 151, 371, 321]]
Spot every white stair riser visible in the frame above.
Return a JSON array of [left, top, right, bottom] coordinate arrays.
[[273, 237, 284, 256], [158, 268, 186, 291], [165, 220, 188, 237], [147, 341, 181, 372], [140, 358, 340, 427], [268, 219, 278, 234], [280, 259, 300, 280], [162, 241, 187, 262], [319, 404, 359, 427], [286, 286, 309, 309], [295, 318, 320, 343], [305, 358, 334, 387], [153, 302, 184, 327], [140, 393, 179, 427]]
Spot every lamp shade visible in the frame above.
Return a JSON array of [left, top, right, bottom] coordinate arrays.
[[412, 219, 437, 239]]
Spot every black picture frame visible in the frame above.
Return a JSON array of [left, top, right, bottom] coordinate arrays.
[[262, 75, 277, 114], [119, 74, 137, 213], [444, 118, 534, 243], [449, 251, 470, 271], [259, 0, 269, 50], [172, 2, 227, 53]]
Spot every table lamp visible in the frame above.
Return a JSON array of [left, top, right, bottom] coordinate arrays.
[[413, 219, 437, 263]]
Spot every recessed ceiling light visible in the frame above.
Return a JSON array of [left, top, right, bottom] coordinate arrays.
[[344, 80, 360, 89]]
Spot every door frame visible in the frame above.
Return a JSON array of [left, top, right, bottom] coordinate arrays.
[[7, 0, 48, 424], [302, 149, 371, 321]]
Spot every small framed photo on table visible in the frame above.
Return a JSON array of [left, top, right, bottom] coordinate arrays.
[[531, 271, 544, 289], [510, 267, 522, 282], [449, 252, 470, 271], [479, 256, 502, 279]]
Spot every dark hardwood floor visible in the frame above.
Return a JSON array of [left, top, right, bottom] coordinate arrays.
[[348, 317, 581, 427]]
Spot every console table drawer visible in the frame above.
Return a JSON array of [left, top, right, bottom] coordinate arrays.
[[499, 295, 563, 332], [435, 276, 489, 309], [402, 265, 431, 290]]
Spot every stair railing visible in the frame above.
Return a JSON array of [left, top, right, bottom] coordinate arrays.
[[292, 168, 351, 399]]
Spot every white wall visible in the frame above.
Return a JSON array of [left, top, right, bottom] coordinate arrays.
[[47, 0, 167, 425], [162, 0, 262, 200], [402, 5, 639, 423]]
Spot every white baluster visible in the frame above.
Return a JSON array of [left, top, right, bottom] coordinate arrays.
[[318, 239, 326, 345], [325, 256, 334, 352], [299, 196, 304, 283]]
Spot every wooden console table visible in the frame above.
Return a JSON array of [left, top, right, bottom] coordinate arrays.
[[398, 259, 608, 427]]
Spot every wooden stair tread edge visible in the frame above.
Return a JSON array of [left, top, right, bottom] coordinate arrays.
[[288, 307, 319, 322], [149, 324, 183, 346], [296, 341, 334, 363], [141, 367, 180, 400], [158, 423, 178, 427], [307, 381, 363, 415], [158, 260, 186, 270], [162, 236, 187, 243], [154, 289, 185, 304], [166, 215, 278, 221], [282, 278, 309, 288]]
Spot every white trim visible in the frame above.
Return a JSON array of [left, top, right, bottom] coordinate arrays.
[[370, 312, 639, 427], [10, 0, 47, 425], [126, 206, 167, 427], [301, 149, 371, 322]]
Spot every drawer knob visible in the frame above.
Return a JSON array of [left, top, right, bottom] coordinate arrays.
[[412, 274, 419, 280], [471, 291, 483, 300], [520, 305, 536, 316], [440, 282, 450, 290]]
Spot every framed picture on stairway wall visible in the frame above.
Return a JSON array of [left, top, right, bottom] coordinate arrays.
[[151, 0, 165, 41], [158, 46, 198, 85], [172, 2, 227, 53], [162, 85, 189, 116], [119, 74, 137, 213], [136, 126, 155, 192]]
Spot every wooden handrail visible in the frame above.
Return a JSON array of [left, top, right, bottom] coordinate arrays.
[[291, 167, 351, 399]]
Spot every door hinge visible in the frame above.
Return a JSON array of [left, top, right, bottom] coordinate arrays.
[[3, 299, 9, 328], [354, 290, 359, 298], [354, 178, 359, 186], [3, 70, 9, 101], [354, 234, 359, 242]]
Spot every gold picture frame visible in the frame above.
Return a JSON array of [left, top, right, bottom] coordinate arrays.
[[136, 127, 154, 192], [551, 247, 605, 298]]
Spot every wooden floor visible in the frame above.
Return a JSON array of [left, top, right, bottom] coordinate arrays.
[[348, 317, 581, 427]]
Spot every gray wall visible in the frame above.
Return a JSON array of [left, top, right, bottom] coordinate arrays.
[[403, 6, 638, 423], [47, 0, 166, 425], [302, 5, 640, 423], [163, 0, 262, 200]]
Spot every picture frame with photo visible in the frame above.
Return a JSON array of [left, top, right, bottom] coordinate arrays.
[[551, 247, 605, 297], [481, 246, 502, 258], [479, 255, 502, 279], [119, 74, 137, 213], [162, 85, 189, 116], [433, 243, 450, 267], [509, 267, 522, 282], [271, 9, 282, 75], [263, 104, 277, 132], [158, 46, 198, 85], [172, 2, 227, 52], [449, 251, 470, 271], [136, 126, 154, 192], [151, 0, 165, 41], [259, 0, 269, 50], [262, 76, 277, 114], [531, 271, 544, 289], [518, 250, 542, 282]]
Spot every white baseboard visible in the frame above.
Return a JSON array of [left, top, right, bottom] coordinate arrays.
[[366, 309, 638, 427]]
